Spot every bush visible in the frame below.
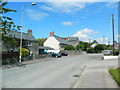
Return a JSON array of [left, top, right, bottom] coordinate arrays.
[[19, 48, 29, 57], [114, 50, 119, 56], [87, 48, 94, 53], [94, 44, 104, 53], [64, 45, 75, 50]]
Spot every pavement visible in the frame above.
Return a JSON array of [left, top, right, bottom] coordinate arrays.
[[75, 56, 119, 88]]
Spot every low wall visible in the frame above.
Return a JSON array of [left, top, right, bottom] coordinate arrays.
[[103, 56, 118, 60], [65, 50, 82, 55], [34, 53, 52, 60]]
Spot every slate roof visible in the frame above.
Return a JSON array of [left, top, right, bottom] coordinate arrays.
[[5, 31, 38, 41], [39, 46, 54, 50], [54, 35, 73, 45], [68, 37, 79, 41]]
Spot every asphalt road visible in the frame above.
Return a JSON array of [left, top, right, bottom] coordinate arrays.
[[2, 54, 103, 88]]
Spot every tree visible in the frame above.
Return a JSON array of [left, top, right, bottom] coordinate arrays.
[[75, 44, 84, 50], [2, 35, 18, 52], [92, 40, 98, 44], [64, 45, 75, 50], [38, 38, 47, 46], [1, 1, 21, 52], [1, 1, 21, 34], [75, 41, 91, 51], [94, 44, 104, 53], [87, 47, 94, 53]]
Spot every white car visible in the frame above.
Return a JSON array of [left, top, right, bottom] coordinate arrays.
[[103, 50, 113, 55]]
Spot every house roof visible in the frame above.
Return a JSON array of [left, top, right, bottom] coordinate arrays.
[[39, 46, 54, 50], [68, 37, 79, 41], [54, 35, 73, 45], [6, 31, 38, 41], [62, 37, 79, 41]]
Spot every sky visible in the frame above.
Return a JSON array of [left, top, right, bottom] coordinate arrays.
[[4, 1, 118, 44]]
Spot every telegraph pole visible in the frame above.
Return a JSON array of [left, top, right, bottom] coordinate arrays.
[[103, 36, 105, 50], [89, 38, 91, 43], [103, 36, 105, 45], [112, 14, 115, 55]]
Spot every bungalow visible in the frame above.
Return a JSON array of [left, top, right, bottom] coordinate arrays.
[[44, 32, 76, 50]]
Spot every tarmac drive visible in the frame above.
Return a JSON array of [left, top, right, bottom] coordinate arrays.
[[1, 54, 118, 88]]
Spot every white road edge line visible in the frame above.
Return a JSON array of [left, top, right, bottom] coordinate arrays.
[[73, 65, 87, 89]]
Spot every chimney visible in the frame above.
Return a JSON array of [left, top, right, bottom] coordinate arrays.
[[50, 32, 54, 37], [28, 29, 32, 36]]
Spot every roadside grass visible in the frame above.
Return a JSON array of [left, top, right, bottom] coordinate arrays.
[[109, 68, 120, 86]]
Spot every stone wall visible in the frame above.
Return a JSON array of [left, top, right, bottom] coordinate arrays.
[[65, 50, 82, 55]]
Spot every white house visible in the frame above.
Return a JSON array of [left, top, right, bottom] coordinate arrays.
[[44, 32, 73, 50], [91, 43, 98, 48]]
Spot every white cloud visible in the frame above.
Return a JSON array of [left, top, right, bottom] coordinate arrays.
[[40, 2, 87, 13], [73, 28, 99, 41], [63, 22, 74, 26], [39, 5, 54, 11], [39, 0, 118, 13], [8, 0, 118, 2], [97, 37, 110, 44], [44, 0, 118, 2], [26, 9, 48, 21]]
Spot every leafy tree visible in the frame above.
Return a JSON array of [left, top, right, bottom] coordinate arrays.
[[87, 47, 94, 53], [1, 1, 21, 34], [94, 44, 104, 53], [104, 45, 112, 50], [1, 1, 21, 52], [2, 35, 18, 52], [64, 45, 75, 50], [75, 41, 91, 51], [38, 38, 47, 46], [92, 40, 98, 44], [75, 44, 84, 50]]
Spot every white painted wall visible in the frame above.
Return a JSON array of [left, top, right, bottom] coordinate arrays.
[[44, 37, 60, 50]]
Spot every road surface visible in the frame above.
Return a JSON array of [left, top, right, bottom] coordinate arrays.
[[1, 54, 118, 88]]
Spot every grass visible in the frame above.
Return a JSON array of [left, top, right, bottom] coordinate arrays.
[[109, 68, 120, 86]]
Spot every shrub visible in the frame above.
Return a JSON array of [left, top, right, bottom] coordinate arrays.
[[64, 45, 75, 50], [19, 48, 29, 57], [114, 50, 119, 56], [87, 48, 94, 53]]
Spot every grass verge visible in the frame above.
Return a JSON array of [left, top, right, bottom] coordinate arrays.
[[109, 68, 120, 86]]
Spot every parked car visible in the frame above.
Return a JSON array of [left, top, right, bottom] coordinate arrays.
[[52, 52, 61, 58], [59, 51, 68, 56], [103, 50, 113, 55]]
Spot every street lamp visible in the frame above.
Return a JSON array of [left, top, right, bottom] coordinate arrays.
[[19, 3, 37, 62]]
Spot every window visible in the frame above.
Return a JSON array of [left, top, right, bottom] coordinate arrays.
[[27, 41, 32, 46], [29, 50, 32, 54]]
